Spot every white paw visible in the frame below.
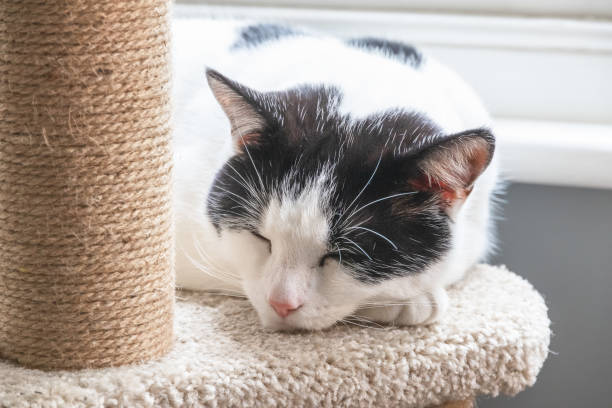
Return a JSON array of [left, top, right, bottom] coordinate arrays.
[[396, 287, 449, 326], [355, 287, 449, 326]]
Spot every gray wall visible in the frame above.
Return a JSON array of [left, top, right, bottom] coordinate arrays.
[[480, 183, 612, 407]]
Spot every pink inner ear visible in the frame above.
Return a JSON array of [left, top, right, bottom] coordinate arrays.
[[410, 174, 466, 203], [237, 132, 261, 149], [409, 135, 492, 205], [465, 143, 492, 186]]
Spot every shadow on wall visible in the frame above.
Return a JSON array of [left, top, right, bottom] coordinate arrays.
[[481, 183, 612, 408]]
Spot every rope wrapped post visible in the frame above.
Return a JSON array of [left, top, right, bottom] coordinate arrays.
[[0, 0, 174, 369]]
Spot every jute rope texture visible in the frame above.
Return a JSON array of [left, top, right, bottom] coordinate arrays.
[[0, 0, 174, 369]]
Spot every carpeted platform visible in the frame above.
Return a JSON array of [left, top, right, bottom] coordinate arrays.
[[0, 264, 550, 408]]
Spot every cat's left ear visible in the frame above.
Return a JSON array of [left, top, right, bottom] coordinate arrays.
[[408, 128, 495, 212], [206, 68, 268, 150]]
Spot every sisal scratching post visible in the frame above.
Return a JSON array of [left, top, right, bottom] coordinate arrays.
[[0, 0, 174, 369]]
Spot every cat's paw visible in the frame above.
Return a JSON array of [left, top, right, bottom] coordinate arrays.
[[395, 287, 449, 325], [356, 287, 449, 326]]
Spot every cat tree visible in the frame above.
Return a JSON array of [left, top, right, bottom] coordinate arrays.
[[0, 0, 174, 369], [0, 1, 550, 406]]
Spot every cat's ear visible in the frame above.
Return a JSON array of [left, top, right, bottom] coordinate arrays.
[[206, 69, 267, 150], [408, 128, 495, 211]]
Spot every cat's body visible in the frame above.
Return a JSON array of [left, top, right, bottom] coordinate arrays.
[[172, 19, 498, 330]]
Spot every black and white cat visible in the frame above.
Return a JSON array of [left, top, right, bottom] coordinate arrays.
[[172, 20, 498, 330]]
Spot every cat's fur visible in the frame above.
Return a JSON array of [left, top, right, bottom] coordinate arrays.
[[172, 20, 498, 330]]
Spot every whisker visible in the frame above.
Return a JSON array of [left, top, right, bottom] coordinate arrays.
[[207, 290, 248, 299], [341, 316, 388, 331], [335, 152, 383, 227], [185, 250, 238, 285], [225, 161, 266, 207], [347, 225, 398, 250], [346, 314, 388, 329], [213, 185, 258, 211], [225, 162, 252, 189], [339, 215, 373, 234], [334, 243, 343, 272], [336, 319, 349, 329], [338, 319, 372, 330], [358, 302, 436, 309], [191, 234, 241, 283], [340, 236, 373, 261], [223, 171, 255, 197], [351, 191, 417, 218], [239, 134, 265, 189]]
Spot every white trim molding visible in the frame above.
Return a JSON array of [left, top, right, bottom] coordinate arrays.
[[176, 4, 612, 53], [183, 0, 612, 19], [496, 119, 612, 190]]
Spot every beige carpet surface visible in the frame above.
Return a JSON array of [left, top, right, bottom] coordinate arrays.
[[0, 264, 550, 408]]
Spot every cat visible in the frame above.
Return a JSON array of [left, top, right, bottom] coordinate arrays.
[[172, 20, 499, 331]]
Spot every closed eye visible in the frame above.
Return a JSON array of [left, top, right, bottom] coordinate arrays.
[[251, 231, 272, 253], [319, 253, 340, 267]]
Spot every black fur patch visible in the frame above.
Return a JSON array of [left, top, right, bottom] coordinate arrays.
[[346, 37, 422, 68], [207, 76, 493, 283], [232, 24, 300, 49]]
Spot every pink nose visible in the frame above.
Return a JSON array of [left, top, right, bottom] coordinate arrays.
[[269, 299, 303, 318]]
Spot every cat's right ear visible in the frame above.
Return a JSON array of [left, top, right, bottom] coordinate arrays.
[[401, 127, 494, 221], [206, 69, 267, 150]]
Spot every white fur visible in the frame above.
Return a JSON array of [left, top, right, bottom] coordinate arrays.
[[172, 19, 499, 329]]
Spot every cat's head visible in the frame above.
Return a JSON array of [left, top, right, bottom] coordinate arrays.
[[205, 69, 495, 330]]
